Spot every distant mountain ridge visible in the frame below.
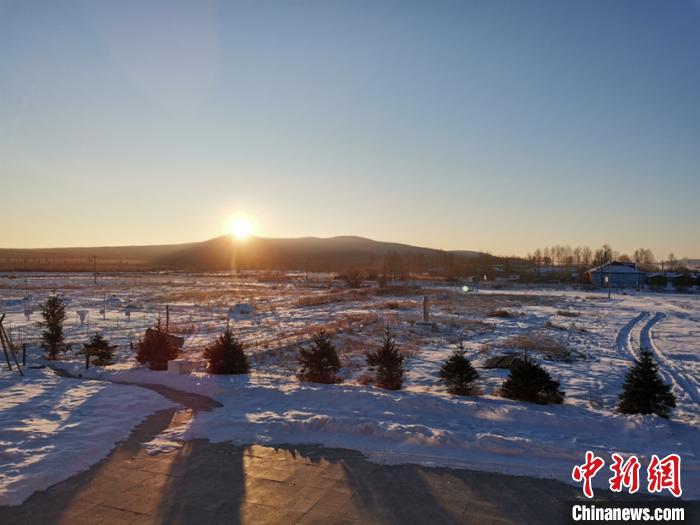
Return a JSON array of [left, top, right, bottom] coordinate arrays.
[[0, 235, 485, 272]]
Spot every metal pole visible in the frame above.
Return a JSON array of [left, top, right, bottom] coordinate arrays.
[[0, 319, 23, 375], [22, 343, 26, 366], [166, 305, 170, 332], [0, 315, 11, 370]]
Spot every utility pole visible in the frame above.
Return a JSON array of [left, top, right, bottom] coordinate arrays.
[[165, 305, 170, 333]]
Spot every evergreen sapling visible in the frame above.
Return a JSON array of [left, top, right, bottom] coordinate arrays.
[[619, 349, 676, 418], [38, 295, 67, 360], [366, 330, 404, 390], [204, 329, 250, 374], [298, 330, 341, 383], [502, 357, 564, 404], [83, 333, 117, 366], [439, 341, 479, 395]]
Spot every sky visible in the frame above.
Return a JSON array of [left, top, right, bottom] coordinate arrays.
[[1, 0, 699, 258]]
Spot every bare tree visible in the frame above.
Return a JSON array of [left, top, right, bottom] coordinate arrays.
[[667, 253, 677, 271], [573, 247, 582, 266], [633, 248, 655, 271], [581, 246, 592, 267], [533, 248, 543, 268]]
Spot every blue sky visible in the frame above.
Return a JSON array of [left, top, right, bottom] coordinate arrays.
[[1, 0, 699, 257]]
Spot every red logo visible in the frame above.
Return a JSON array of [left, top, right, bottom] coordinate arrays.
[[647, 454, 682, 497], [609, 453, 641, 494], [572, 452, 682, 498], [572, 451, 606, 498]]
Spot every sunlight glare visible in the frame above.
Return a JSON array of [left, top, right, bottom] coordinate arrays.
[[230, 217, 253, 239]]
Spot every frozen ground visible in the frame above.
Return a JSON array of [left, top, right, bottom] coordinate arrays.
[[0, 272, 698, 501]]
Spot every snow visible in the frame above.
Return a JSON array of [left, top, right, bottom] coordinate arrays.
[[1, 272, 699, 501], [0, 367, 176, 506], [84, 365, 697, 499]]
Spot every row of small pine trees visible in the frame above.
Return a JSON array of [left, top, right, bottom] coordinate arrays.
[[294, 330, 677, 417], [135, 321, 252, 373], [441, 343, 565, 403], [37, 295, 117, 366], [442, 343, 677, 416], [36, 295, 677, 417], [299, 330, 406, 389]]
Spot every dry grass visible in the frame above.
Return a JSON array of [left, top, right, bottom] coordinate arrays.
[[500, 333, 572, 360], [297, 289, 373, 307], [461, 319, 491, 333], [544, 320, 566, 330], [477, 343, 492, 354], [545, 320, 588, 334], [556, 310, 580, 318], [297, 293, 346, 307], [487, 309, 519, 318], [356, 372, 374, 386], [255, 272, 295, 284], [381, 300, 416, 310], [169, 323, 197, 335], [373, 285, 424, 297]]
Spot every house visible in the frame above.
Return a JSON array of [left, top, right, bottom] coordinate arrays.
[[585, 261, 645, 288], [646, 272, 669, 290]]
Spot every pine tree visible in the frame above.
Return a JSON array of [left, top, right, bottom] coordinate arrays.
[[38, 295, 67, 359], [204, 329, 250, 374], [136, 320, 178, 370], [502, 358, 564, 404], [366, 330, 404, 390], [439, 342, 479, 395], [83, 333, 117, 366], [619, 349, 676, 418], [298, 330, 341, 383]]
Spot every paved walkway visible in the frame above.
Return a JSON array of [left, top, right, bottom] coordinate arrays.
[[0, 379, 687, 525]]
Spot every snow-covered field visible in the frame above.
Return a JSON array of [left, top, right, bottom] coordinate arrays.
[[1, 272, 698, 502]]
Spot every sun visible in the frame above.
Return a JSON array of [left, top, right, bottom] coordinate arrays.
[[229, 217, 253, 240]]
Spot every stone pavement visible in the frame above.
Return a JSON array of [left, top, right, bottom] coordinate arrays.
[[0, 381, 689, 525]]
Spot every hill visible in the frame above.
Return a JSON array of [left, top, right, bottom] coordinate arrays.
[[0, 236, 487, 273]]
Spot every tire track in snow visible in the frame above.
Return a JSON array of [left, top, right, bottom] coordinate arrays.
[[614, 311, 649, 360], [640, 312, 700, 406]]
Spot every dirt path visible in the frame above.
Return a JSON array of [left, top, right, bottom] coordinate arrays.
[[0, 374, 684, 524]]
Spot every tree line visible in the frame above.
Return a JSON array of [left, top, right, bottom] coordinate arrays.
[[525, 244, 688, 272]]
